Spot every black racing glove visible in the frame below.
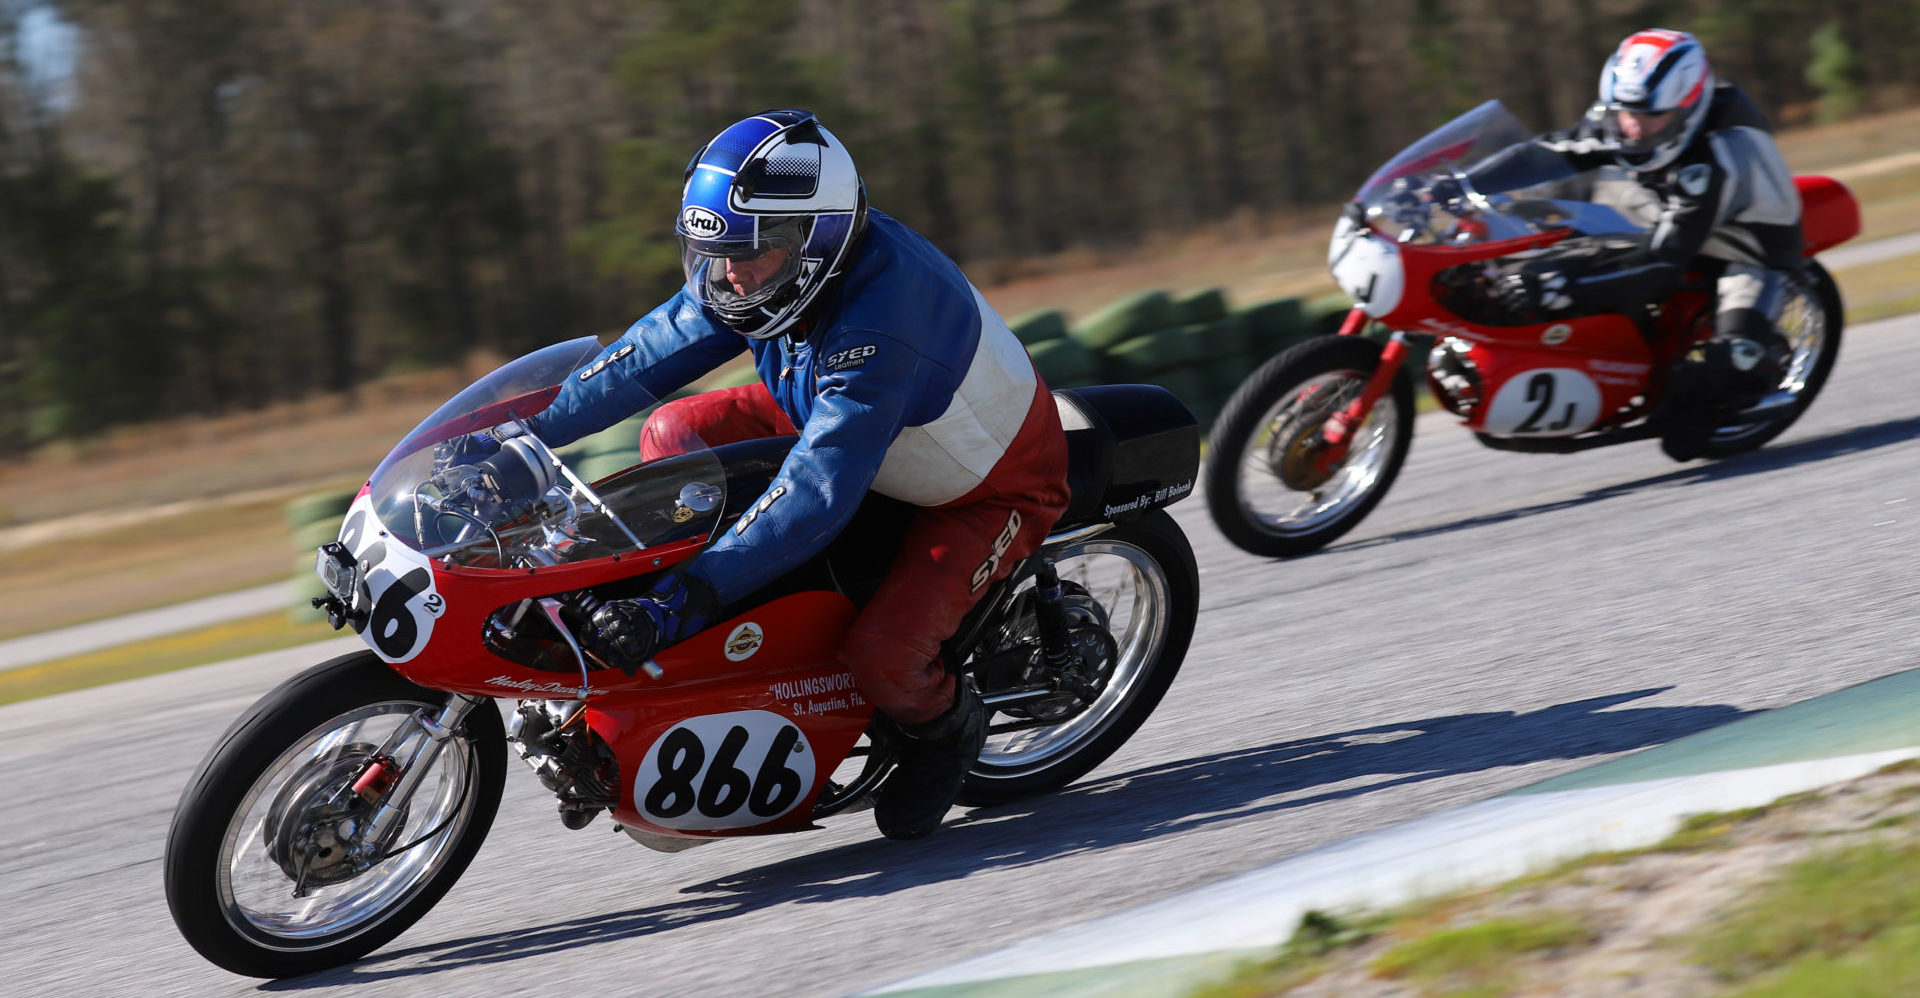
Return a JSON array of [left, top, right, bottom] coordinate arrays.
[[1495, 270, 1574, 319], [1426, 174, 1467, 212], [570, 573, 720, 676]]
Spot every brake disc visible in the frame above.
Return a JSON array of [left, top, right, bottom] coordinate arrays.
[[1271, 412, 1340, 491], [261, 743, 401, 889]]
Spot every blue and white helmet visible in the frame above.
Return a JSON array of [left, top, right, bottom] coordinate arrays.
[[677, 109, 867, 340], [1597, 29, 1714, 172]]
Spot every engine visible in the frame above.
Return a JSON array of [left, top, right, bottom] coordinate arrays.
[[1427, 337, 1483, 417], [506, 700, 619, 829]]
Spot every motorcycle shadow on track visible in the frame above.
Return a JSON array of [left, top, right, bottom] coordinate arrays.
[[275, 687, 1745, 986], [1328, 412, 1920, 557]]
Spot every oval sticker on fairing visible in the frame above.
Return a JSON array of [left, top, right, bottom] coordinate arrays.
[[332, 494, 444, 663], [1481, 368, 1603, 437], [635, 711, 816, 830], [723, 622, 764, 661]]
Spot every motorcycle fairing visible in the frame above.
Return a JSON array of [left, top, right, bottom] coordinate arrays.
[[1432, 312, 1654, 437], [582, 590, 871, 837]]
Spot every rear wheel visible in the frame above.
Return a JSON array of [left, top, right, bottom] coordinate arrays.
[[1203, 335, 1415, 557], [164, 651, 505, 978], [1700, 261, 1844, 458], [961, 508, 1198, 803]]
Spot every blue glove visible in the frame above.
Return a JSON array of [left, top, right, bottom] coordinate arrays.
[[573, 572, 720, 676], [432, 431, 502, 472]]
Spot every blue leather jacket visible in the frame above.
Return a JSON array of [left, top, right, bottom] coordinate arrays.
[[535, 210, 1047, 605]]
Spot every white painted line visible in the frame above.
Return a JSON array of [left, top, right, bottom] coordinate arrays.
[[1821, 231, 1920, 271], [869, 746, 1920, 994], [0, 581, 295, 671]]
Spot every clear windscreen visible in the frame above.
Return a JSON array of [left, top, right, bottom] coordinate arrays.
[[1348, 100, 1644, 247], [364, 336, 727, 568]]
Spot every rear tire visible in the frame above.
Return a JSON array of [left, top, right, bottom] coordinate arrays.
[[1204, 335, 1415, 557], [1699, 261, 1844, 459], [164, 651, 505, 978], [961, 509, 1198, 803]]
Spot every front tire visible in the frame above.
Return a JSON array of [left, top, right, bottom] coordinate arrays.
[[164, 651, 505, 978], [961, 508, 1199, 803], [1699, 261, 1844, 458], [1204, 335, 1415, 557]]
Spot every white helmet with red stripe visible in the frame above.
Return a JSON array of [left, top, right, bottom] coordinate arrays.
[[1597, 29, 1714, 171]]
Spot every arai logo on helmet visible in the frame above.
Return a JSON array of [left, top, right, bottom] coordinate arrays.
[[681, 206, 726, 238]]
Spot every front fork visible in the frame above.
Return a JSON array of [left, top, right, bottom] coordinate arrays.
[[354, 695, 485, 851], [1315, 309, 1409, 465]]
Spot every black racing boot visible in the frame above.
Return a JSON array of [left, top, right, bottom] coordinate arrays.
[[874, 683, 988, 841], [1658, 362, 1714, 462], [1660, 390, 1714, 462]]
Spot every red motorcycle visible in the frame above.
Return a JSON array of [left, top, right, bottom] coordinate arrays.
[[1204, 100, 1859, 557], [163, 336, 1201, 978]]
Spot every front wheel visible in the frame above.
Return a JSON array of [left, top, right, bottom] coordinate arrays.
[[1698, 260, 1845, 458], [1203, 335, 1415, 557], [164, 651, 506, 978], [961, 508, 1199, 803]]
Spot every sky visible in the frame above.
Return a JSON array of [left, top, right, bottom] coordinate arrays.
[[14, 2, 77, 111]]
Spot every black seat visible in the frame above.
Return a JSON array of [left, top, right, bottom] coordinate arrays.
[[1052, 385, 1200, 529]]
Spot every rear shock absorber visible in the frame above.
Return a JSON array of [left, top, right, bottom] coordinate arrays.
[[1030, 559, 1075, 674]]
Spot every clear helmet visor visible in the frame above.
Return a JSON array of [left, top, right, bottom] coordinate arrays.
[[1601, 106, 1692, 157], [680, 216, 807, 318]]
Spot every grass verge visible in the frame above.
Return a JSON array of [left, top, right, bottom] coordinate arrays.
[[1693, 837, 1920, 992], [1189, 762, 1920, 997], [0, 610, 340, 706], [1370, 914, 1596, 998], [1835, 250, 1920, 326]]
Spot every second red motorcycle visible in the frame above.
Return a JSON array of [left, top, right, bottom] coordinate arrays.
[[1204, 100, 1859, 558]]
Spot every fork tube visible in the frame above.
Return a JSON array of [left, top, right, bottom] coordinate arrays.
[[1332, 306, 1370, 337], [362, 695, 483, 849], [1320, 329, 1410, 449]]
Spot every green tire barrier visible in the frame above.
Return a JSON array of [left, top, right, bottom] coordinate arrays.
[[1105, 329, 1209, 381], [709, 364, 763, 390], [1009, 309, 1070, 346], [1207, 353, 1258, 397], [286, 491, 355, 618], [1027, 336, 1104, 385], [575, 451, 641, 483], [291, 554, 330, 619], [282, 490, 356, 531], [1171, 287, 1227, 325], [1104, 316, 1246, 381], [1069, 290, 1176, 351], [290, 519, 343, 556], [1237, 297, 1311, 355], [1303, 291, 1358, 336]]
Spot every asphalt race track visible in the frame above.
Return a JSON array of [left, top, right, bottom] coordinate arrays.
[[7, 313, 1919, 998]]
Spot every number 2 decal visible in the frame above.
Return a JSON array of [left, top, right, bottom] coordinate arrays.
[[636, 711, 816, 830], [1482, 368, 1602, 437], [1513, 373, 1577, 434]]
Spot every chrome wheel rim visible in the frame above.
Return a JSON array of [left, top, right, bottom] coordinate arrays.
[[979, 537, 1170, 774], [1713, 279, 1827, 444], [215, 702, 479, 947], [1235, 370, 1399, 535]]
